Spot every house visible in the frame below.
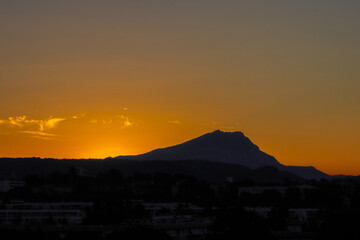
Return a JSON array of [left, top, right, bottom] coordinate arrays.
[[0, 201, 93, 225], [0, 180, 25, 192], [238, 185, 315, 196], [143, 202, 211, 240], [244, 207, 273, 219]]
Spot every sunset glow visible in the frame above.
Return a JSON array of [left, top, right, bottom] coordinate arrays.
[[1, 1, 359, 175]]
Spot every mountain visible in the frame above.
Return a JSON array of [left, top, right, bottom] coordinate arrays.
[[116, 130, 281, 169], [115, 130, 329, 180], [0, 130, 329, 181]]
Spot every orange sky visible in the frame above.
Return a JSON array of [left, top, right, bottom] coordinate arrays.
[[0, 1, 359, 175]]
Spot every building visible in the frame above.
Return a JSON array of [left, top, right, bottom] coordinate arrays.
[[156, 222, 210, 240], [0, 201, 93, 225], [238, 185, 315, 196], [288, 208, 319, 223], [0, 180, 25, 192], [238, 186, 288, 195], [143, 202, 211, 240], [244, 207, 273, 219]]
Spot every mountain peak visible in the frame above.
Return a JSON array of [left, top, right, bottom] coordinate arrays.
[[114, 130, 329, 179], [116, 130, 280, 169], [210, 129, 244, 135], [212, 129, 223, 133]]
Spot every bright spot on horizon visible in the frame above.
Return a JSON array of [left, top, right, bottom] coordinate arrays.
[[0, 1, 359, 175]]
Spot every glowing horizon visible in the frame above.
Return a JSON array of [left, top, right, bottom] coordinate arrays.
[[1, 1, 359, 175]]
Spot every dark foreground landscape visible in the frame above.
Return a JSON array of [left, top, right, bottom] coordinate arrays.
[[1, 164, 360, 240], [0, 131, 358, 239]]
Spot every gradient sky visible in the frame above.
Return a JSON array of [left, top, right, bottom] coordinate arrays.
[[0, 1, 359, 175]]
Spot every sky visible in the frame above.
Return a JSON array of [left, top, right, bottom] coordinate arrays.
[[0, 0, 359, 175]]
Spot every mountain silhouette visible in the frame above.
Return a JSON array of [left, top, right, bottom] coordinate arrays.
[[115, 130, 329, 180], [116, 130, 281, 168]]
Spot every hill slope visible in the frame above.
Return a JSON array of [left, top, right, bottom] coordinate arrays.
[[115, 130, 329, 180], [116, 130, 281, 169]]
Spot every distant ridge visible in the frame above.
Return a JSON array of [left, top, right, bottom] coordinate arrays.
[[115, 130, 329, 180], [0, 158, 304, 183], [0, 130, 329, 181]]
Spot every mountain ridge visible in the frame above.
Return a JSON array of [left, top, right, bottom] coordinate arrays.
[[115, 130, 329, 180]]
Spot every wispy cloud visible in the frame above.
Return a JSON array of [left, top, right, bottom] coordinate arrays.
[[89, 119, 113, 126], [0, 113, 134, 140], [90, 114, 134, 128], [39, 118, 65, 131], [0, 115, 67, 140], [168, 120, 181, 124], [118, 115, 134, 127], [20, 130, 58, 140], [89, 119, 99, 124], [8, 116, 26, 127], [71, 113, 86, 120], [20, 131, 57, 137], [1, 116, 65, 131]]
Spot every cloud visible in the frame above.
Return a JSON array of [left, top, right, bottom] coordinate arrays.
[[118, 115, 134, 127], [90, 114, 134, 128], [123, 118, 133, 127], [90, 119, 99, 124], [20, 130, 57, 137], [168, 120, 181, 124], [38, 118, 66, 131], [3, 116, 66, 131], [20, 130, 58, 140], [103, 119, 113, 125], [0, 115, 67, 139], [8, 116, 27, 127], [119, 115, 133, 127], [0, 113, 134, 140], [71, 113, 86, 119], [89, 118, 112, 126]]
